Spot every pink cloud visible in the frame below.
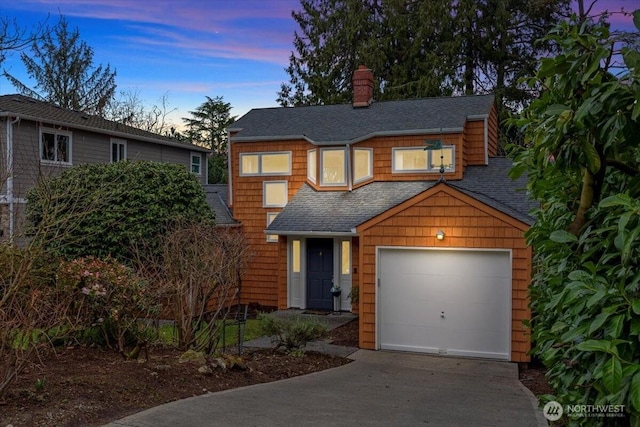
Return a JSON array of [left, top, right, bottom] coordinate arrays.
[[14, 0, 298, 64]]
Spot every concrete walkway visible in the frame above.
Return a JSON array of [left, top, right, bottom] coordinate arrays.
[[105, 349, 546, 427]]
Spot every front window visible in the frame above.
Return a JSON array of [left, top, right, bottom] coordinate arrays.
[[266, 212, 279, 242], [240, 152, 291, 176], [392, 146, 455, 173], [111, 139, 126, 162], [40, 128, 71, 164], [353, 148, 373, 183], [263, 181, 288, 207], [307, 149, 317, 183], [191, 153, 202, 175], [321, 148, 346, 186], [341, 240, 351, 275], [292, 239, 301, 273]]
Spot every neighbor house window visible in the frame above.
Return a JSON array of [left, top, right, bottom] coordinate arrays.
[[392, 146, 455, 173], [111, 138, 126, 162], [263, 181, 288, 207], [353, 148, 373, 183], [240, 152, 291, 176], [191, 152, 202, 175], [321, 148, 346, 186], [307, 149, 317, 183], [266, 212, 279, 242], [40, 128, 72, 164]]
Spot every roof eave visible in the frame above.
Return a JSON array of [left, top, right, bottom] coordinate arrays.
[[0, 111, 210, 153], [231, 127, 464, 145], [265, 230, 357, 237]]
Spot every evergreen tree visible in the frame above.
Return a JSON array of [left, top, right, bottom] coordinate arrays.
[[3, 16, 116, 116], [182, 96, 236, 184], [278, 0, 570, 112]]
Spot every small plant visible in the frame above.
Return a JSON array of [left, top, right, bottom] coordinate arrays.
[[348, 285, 359, 304], [35, 378, 46, 392], [258, 313, 328, 353]]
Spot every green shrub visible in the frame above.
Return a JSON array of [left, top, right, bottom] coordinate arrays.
[[258, 313, 328, 352], [26, 161, 214, 261]]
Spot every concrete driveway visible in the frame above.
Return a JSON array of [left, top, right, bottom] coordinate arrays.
[[105, 350, 546, 427]]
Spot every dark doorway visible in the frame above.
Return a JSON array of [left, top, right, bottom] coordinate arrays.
[[306, 238, 333, 310]]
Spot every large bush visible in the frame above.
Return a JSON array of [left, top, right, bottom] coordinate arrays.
[[26, 161, 214, 261], [510, 13, 640, 425]]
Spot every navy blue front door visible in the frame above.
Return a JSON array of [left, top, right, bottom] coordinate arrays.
[[307, 238, 333, 310]]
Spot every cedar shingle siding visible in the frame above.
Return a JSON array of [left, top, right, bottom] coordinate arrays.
[[226, 88, 535, 362]]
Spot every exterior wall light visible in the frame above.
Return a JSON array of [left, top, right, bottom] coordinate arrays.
[[436, 229, 445, 241]]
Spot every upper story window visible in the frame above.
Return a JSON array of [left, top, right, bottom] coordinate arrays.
[[266, 212, 279, 242], [392, 146, 455, 173], [240, 152, 291, 176], [320, 148, 346, 186], [40, 128, 72, 164], [191, 152, 202, 175], [263, 181, 288, 207], [307, 149, 317, 183], [111, 138, 127, 163], [353, 148, 373, 183]]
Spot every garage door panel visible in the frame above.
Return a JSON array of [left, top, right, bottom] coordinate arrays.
[[379, 249, 511, 360]]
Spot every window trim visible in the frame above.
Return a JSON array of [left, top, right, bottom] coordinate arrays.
[[392, 145, 456, 173], [111, 138, 127, 163], [40, 127, 72, 165], [239, 151, 292, 176], [353, 147, 373, 184], [190, 152, 202, 175], [263, 180, 288, 208], [266, 212, 279, 242], [320, 147, 347, 186]]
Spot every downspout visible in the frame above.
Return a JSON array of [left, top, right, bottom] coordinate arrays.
[[346, 143, 352, 192], [7, 116, 20, 243]]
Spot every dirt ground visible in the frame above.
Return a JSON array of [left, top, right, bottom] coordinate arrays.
[[0, 319, 552, 427]]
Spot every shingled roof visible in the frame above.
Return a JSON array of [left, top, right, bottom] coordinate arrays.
[[267, 158, 535, 235], [203, 184, 238, 226], [229, 94, 494, 145], [0, 94, 208, 152]]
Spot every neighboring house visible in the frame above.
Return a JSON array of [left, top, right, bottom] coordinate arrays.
[[232, 66, 535, 363], [0, 94, 210, 241]]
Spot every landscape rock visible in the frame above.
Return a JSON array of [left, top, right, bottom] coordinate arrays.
[[178, 349, 206, 365]]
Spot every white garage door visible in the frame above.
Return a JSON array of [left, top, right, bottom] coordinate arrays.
[[378, 248, 511, 360]]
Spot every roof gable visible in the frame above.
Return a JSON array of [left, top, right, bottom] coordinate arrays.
[[230, 94, 494, 145]]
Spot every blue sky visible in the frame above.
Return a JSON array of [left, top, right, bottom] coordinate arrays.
[[0, 0, 636, 128], [0, 0, 301, 125]]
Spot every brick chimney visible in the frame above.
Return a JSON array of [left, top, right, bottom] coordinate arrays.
[[352, 65, 374, 108]]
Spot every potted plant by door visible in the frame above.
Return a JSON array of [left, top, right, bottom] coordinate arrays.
[[330, 285, 342, 312]]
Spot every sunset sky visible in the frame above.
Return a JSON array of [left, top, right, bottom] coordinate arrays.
[[0, 0, 636, 127]]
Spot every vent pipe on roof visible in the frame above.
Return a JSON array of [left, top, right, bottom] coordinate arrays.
[[352, 65, 374, 108]]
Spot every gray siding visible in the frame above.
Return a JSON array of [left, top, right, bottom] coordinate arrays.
[[7, 118, 207, 200]]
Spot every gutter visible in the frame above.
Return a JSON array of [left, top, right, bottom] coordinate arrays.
[[230, 127, 464, 145], [265, 230, 357, 237]]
